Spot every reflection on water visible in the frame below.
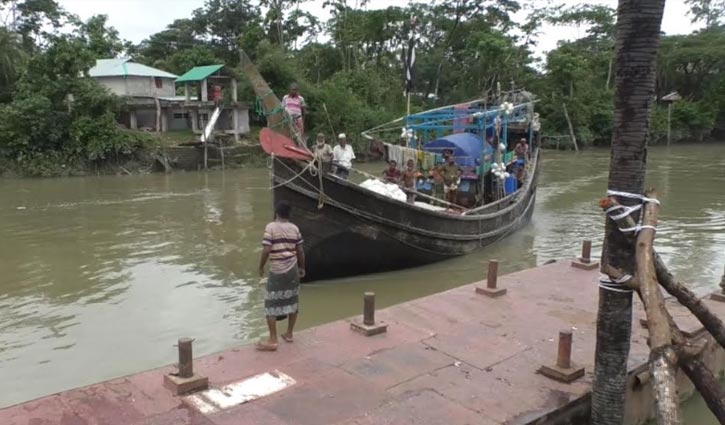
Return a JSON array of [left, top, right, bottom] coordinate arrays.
[[0, 144, 724, 409]]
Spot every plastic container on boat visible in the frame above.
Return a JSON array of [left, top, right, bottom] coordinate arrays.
[[504, 176, 518, 194]]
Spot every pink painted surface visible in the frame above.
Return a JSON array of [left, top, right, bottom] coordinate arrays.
[[3, 260, 723, 425]]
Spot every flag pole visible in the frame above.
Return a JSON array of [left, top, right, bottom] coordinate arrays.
[[405, 15, 416, 149], [406, 93, 411, 148]]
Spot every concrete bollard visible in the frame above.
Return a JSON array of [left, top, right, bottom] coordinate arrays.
[[178, 337, 194, 378], [571, 240, 599, 270], [580, 240, 592, 264], [351, 292, 387, 336], [363, 292, 376, 326], [163, 337, 208, 395], [556, 331, 573, 369], [487, 260, 499, 289], [476, 260, 507, 297], [538, 330, 585, 383]]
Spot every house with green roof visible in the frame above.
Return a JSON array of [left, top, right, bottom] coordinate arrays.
[[89, 58, 182, 131], [173, 64, 249, 142], [88, 60, 250, 139]]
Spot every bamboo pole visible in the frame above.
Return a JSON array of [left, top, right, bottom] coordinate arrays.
[[562, 103, 579, 152], [654, 254, 725, 353], [154, 95, 161, 133], [605, 265, 725, 425], [667, 103, 672, 146], [634, 190, 681, 425]]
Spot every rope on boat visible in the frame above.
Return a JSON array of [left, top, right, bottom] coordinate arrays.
[[269, 160, 318, 190]]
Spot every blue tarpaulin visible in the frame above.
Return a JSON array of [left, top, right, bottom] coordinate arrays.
[[422, 133, 493, 167]]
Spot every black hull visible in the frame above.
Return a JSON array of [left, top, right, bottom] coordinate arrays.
[[273, 150, 541, 281]]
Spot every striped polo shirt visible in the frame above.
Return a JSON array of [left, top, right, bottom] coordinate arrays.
[[263, 221, 303, 274], [282, 94, 305, 118]]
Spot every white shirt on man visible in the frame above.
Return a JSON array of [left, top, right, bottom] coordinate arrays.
[[333, 144, 355, 169]]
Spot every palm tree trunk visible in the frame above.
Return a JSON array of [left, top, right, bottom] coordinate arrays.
[[592, 1, 667, 425]]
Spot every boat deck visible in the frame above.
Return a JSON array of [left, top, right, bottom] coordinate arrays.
[[3, 260, 724, 425]]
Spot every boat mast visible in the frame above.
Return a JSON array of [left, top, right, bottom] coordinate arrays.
[[238, 49, 306, 149]]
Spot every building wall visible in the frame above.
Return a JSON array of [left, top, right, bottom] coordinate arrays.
[[95, 76, 176, 98], [167, 107, 250, 134]]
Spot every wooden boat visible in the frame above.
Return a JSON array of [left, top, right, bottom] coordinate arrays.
[[240, 52, 541, 281], [272, 150, 539, 280]]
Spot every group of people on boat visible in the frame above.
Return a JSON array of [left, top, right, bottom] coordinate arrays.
[[312, 132, 356, 179], [282, 82, 531, 209], [381, 150, 463, 206]]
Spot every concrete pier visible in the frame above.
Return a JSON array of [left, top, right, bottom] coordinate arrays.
[[3, 260, 725, 425]]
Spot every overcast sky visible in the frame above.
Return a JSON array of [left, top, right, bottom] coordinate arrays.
[[56, 0, 701, 57]]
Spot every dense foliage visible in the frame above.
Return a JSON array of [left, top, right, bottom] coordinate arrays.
[[0, 0, 724, 175]]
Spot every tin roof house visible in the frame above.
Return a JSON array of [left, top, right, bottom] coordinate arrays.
[[89, 59, 249, 140]]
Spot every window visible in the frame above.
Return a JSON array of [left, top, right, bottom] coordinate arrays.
[[173, 113, 189, 119], [154, 77, 163, 89]]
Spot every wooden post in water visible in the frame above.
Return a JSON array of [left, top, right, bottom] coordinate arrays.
[[562, 103, 579, 152], [667, 102, 672, 146]]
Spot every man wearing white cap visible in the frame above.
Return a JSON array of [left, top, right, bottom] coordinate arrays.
[[332, 133, 355, 179]]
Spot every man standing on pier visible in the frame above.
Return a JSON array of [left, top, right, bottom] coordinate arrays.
[[257, 201, 305, 351]]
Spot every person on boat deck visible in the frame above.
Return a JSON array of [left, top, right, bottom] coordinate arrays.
[[430, 165, 445, 203], [313, 133, 333, 173], [282, 83, 306, 136], [515, 138, 529, 161], [515, 159, 526, 186], [442, 154, 462, 205], [382, 160, 401, 183], [401, 159, 417, 204], [257, 201, 305, 352], [332, 133, 355, 179]]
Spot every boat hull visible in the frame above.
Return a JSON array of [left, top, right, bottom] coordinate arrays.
[[272, 150, 540, 281]]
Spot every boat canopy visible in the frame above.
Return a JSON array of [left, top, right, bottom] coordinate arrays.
[[422, 133, 494, 167]]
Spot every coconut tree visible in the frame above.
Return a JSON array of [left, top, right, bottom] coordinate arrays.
[[591, 1, 667, 425]]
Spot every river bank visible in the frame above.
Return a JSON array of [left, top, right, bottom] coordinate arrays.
[[0, 140, 269, 178]]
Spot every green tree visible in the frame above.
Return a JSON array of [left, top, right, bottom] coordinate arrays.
[[686, 0, 725, 28], [192, 0, 263, 65], [0, 34, 148, 175], [0, 0, 66, 49], [77, 15, 125, 58]]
